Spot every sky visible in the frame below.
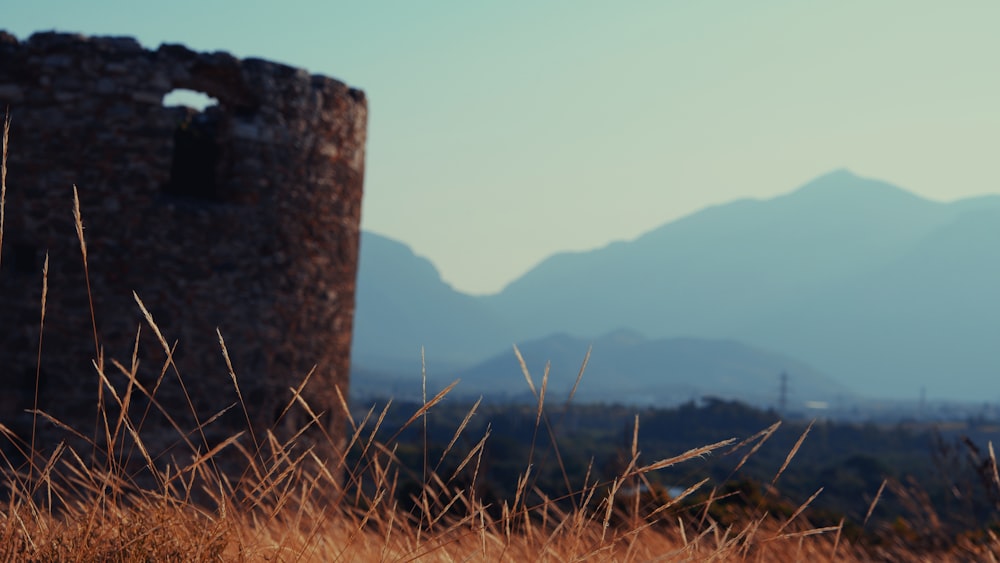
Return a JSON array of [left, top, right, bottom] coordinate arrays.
[[6, 1, 999, 295]]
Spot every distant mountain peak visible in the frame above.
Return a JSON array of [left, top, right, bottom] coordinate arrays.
[[786, 169, 923, 205], [814, 167, 858, 181]]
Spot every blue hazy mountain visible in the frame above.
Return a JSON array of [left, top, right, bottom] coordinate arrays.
[[745, 204, 1000, 399], [481, 170, 1000, 399], [485, 170, 952, 338], [352, 171, 1000, 401], [450, 329, 854, 408], [351, 232, 513, 372]]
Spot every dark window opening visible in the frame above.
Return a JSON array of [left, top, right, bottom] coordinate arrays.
[[9, 242, 39, 275], [233, 105, 258, 119], [163, 113, 222, 202]]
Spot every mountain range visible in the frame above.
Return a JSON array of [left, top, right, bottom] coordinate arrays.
[[449, 329, 853, 407], [352, 170, 1000, 403]]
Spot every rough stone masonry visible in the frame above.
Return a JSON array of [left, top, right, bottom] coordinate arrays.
[[0, 31, 367, 468]]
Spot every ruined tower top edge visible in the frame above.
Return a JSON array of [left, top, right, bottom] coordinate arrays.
[[0, 29, 366, 102]]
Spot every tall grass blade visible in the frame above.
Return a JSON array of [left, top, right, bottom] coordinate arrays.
[[863, 479, 886, 527], [0, 108, 8, 272], [29, 253, 48, 479], [772, 420, 814, 487]]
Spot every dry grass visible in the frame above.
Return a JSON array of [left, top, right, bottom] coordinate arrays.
[[3, 115, 1000, 561], [0, 362, 867, 562]]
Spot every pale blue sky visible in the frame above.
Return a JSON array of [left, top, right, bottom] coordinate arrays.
[[6, 2, 999, 294]]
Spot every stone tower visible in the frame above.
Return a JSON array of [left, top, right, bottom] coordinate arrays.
[[0, 31, 366, 466]]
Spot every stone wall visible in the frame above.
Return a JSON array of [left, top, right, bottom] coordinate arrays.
[[0, 31, 367, 467]]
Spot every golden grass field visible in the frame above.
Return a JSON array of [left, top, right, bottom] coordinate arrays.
[[3, 113, 1000, 561]]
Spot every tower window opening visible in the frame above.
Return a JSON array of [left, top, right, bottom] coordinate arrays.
[[163, 112, 222, 202], [162, 88, 218, 111]]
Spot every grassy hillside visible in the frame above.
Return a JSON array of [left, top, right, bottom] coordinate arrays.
[[4, 119, 1000, 561]]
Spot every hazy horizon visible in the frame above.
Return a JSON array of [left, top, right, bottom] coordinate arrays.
[[7, 2, 1000, 294], [366, 167, 996, 296]]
